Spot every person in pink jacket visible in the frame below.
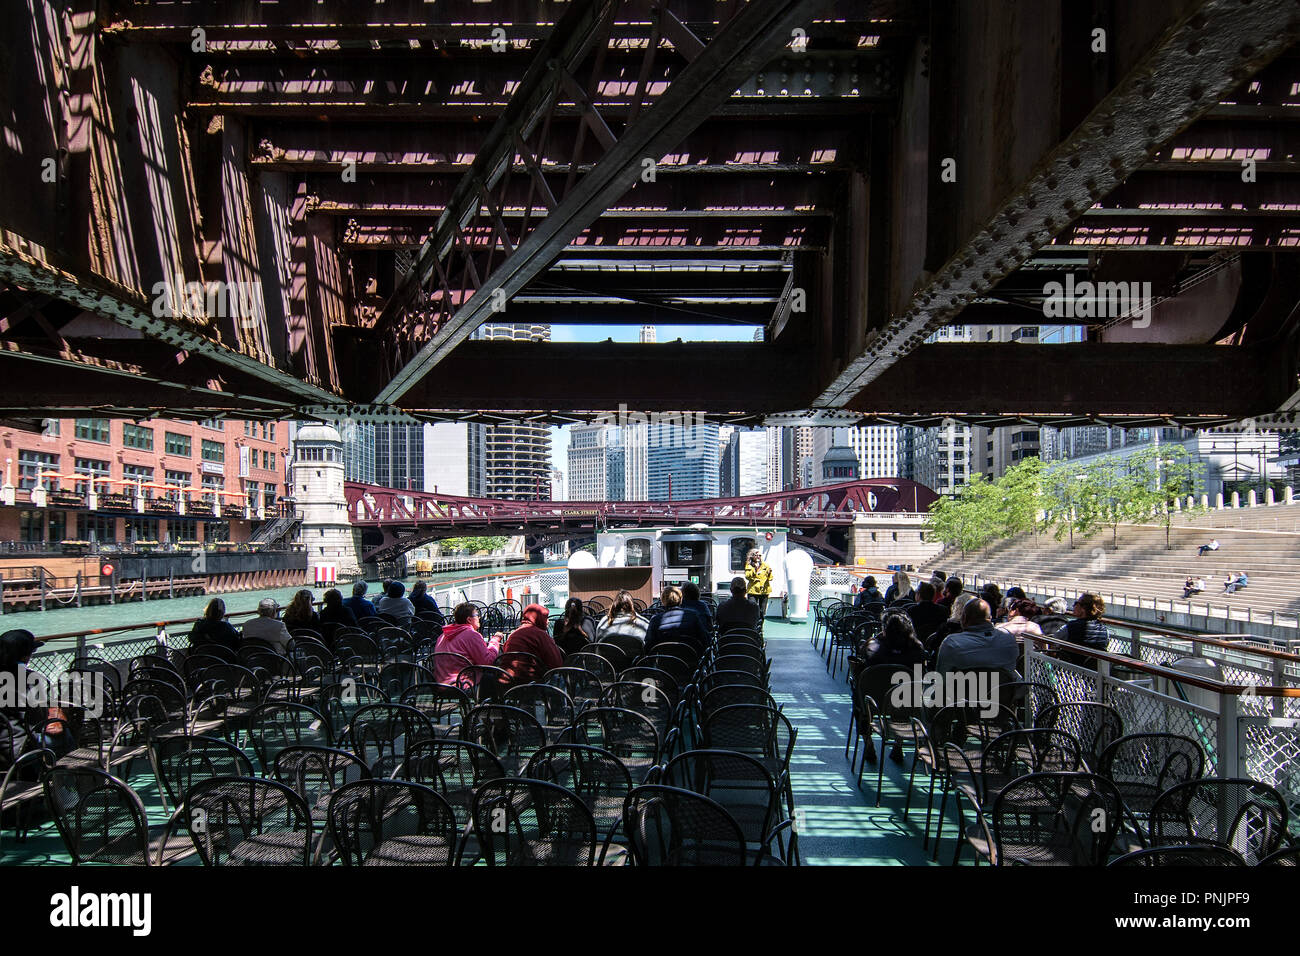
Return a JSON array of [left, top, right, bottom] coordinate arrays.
[[433, 603, 503, 686]]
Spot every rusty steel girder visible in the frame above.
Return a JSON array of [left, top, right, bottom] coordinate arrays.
[[815, 0, 1300, 411]]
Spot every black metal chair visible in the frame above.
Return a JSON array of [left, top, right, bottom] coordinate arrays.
[[401, 682, 470, 736], [1097, 732, 1205, 847], [989, 771, 1124, 866], [468, 777, 597, 866], [921, 703, 1019, 859], [320, 680, 388, 739], [1259, 844, 1300, 865], [458, 664, 511, 704], [947, 727, 1084, 866], [662, 749, 794, 864], [567, 707, 661, 784], [524, 743, 632, 864], [0, 745, 54, 859], [399, 738, 505, 827], [328, 778, 459, 866], [179, 776, 315, 865], [619, 666, 680, 705], [460, 704, 547, 776], [150, 733, 254, 811], [702, 703, 797, 815], [245, 701, 332, 773], [567, 652, 619, 683], [623, 784, 749, 866], [1109, 843, 1245, 866], [43, 765, 155, 865], [376, 661, 436, 700], [504, 683, 576, 744], [543, 667, 606, 709], [1148, 778, 1289, 865], [1034, 701, 1123, 771], [346, 703, 436, 768]]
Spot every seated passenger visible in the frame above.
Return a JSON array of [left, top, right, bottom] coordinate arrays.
[[884, 570, 915, 606], [715, 576, 761, 634], [645, 586, 708, 654], [241, 598, 294, 654], [1183, 576, 1201, 598], [433, 603, 502, 685], [1055, 593, 1111, 666], [935, 599, 1021, 682], [861, 610, 927, 669], [189, 598, 240, 653], [594, 592, 647, 656], [375, 580, 416, 624], [344, 581, 378, 620], [925, 593, 975, 656], [502, 604, 563, 682], [997, 598, 1044, 641], [854, 575, 884, 608], [318, 588, 358, 645], [905, 581, 948, 648], [1198, 539, 1221, 556], [553, 597, 596, 655], [680, 582, 714, 632], [282, 589, 321, 634], [937, 576, 964, 612], [410, 580, 441, 618], [1224, 571, 1248, 594]]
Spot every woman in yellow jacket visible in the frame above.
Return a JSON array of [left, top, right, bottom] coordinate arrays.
[[744, 549, 774, 620]]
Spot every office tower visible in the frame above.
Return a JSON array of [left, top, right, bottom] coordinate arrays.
[[475, 324, 553, 499], [647, 417, 720, 500]]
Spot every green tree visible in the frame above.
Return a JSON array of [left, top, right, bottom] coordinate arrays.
[[441, 535, 507, 554], [991, 457, 1048, 540], [1124, 444, 1206, 549], [924, 472, 1000, 553], [1043, 463, 1106, 548]]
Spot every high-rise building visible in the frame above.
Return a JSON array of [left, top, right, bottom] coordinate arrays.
[[567, 423, 626, 501], [897, 325, 974, 495], [374, 423, 424, 491], [338, 421, 376, 485], [551, 467, 565, 501], [475, 324, 553, 499], [639, 326, 656, 344], [624, 420, 648, 500], [720, 427, 768, 497], [966, 324, 1042, 477], [647, 417, 720, 500], [424, 422, 477, 496], [812, 426, 898, 484], [781, 426, 815, 489]]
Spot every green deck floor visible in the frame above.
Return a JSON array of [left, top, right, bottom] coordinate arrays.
[[3, 615, 956, 866], [764, 616, 944, 865]]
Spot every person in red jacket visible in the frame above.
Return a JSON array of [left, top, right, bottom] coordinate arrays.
[[433, 603, 503, 687], [502, 604, 563, 684]]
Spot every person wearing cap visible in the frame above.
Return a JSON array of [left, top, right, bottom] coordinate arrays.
[[501, 604, 563, 683], [375, 580, 416, 624], [241, 599, 294, 654], [853, 575, 884, 608]]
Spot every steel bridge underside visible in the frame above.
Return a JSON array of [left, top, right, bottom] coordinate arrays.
[[0, 1, 1298, 427]]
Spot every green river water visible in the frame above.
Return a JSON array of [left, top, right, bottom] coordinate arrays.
[[12, 566, 561, 649]]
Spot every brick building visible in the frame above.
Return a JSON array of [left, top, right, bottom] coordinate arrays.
[[0, 418, 289, 549]]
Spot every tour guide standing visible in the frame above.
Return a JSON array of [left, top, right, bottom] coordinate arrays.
[[745, 548, 774, 620]]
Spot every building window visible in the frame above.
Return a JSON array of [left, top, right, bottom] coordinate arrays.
[[121, 424, 154, 450], [73, 458, 110, 494], [74, 419, 110, 443], [164, 470, 191, 500], [76, 513, 116, 544], [201, 474, 223, 500], [244, 422, 252, 437], [268, 423, 276, 441], [165, 432, 192, 456], [201, 440, 225, 463], [200, 418, 223, 431], [729, 537, 756, 571], [623, 538, 651, 567], [18, 451, 58, 491], [123, 464, 154, 496]]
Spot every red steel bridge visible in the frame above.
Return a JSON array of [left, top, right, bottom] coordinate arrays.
[[344, 478, 938, 563]]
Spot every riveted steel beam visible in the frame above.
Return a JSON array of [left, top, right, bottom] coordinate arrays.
[[816, 0, 1300, 410]]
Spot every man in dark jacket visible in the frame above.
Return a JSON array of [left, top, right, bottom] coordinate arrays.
[[645, 586, 709, 654], [906, 581, 949, 648], [715, 576, 760, 634], [344, 581, 378, 620]]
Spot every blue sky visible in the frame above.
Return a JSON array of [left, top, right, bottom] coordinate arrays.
[[548, 324, 757, 480]]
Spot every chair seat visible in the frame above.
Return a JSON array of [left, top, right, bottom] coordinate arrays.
[[227, 831, 311, 865], [0, 778, 45, 810], [360, 835, 456, 865], [149, 828, 201, 866]]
